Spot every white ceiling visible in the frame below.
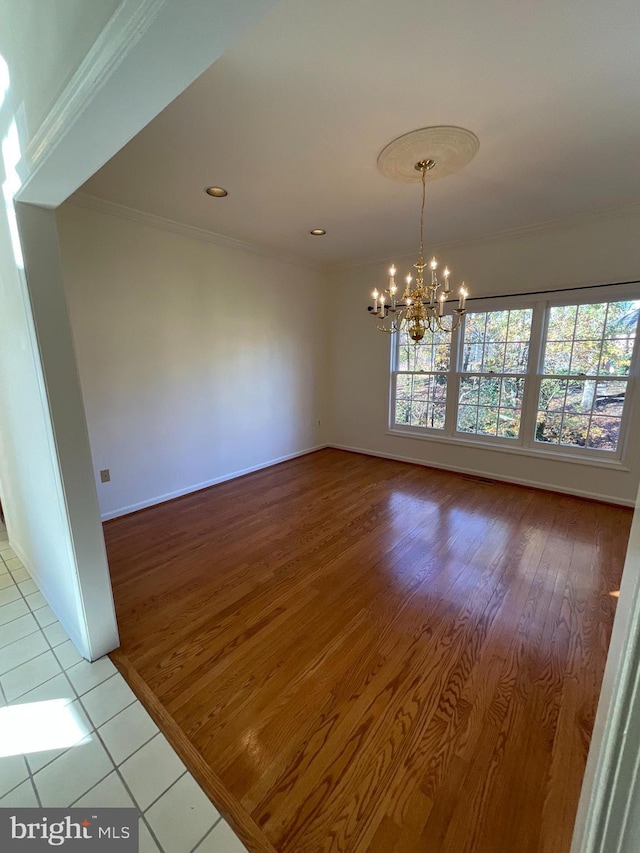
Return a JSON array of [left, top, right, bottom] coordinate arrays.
[[78, 0, 640, 267]]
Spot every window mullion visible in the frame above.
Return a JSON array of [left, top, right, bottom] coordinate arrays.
[[520, 302, 547, 448], [446, 317, 464, 435]]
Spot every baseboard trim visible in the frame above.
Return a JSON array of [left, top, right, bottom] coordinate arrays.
[[329, 443, 636, 507], [110, 649, 277, 853], [101, 444, 329, 520]]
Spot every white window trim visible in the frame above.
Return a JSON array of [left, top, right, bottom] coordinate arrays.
[[388, 283, 640, 467]]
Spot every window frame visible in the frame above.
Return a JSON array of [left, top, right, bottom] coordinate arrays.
[[388, 284, 640, 467], [453, 304, 536, 446]]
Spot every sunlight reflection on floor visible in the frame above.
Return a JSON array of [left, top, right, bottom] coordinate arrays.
[[0, 699, 91, 758]]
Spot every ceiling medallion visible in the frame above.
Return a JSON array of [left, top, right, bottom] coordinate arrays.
[[369, 126, 479, 341]]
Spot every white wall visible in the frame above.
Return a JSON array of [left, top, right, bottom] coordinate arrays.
[[0, 0, 122, 140], [0, 1, 126, 658], [57, 201, 328, 519], [329, 207, 640, 505], [572, 475, 640, 852], [0, 0, 281, 657]]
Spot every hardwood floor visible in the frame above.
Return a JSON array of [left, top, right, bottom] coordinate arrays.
[[104, 449, 631, 853]]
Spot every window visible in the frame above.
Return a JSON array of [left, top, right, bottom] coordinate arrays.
[[393, 328, 450, 431], [389, 290, 640, 463], [457, 308, 532, 439], [536, 301, 638, 453]]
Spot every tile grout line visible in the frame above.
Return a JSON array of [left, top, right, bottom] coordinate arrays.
[[0, 639, 67, 678], [0, 537, 228, 852], [0, 660, 42, 807], [187, 813, 225, 853], [86, 722, 172, 853]]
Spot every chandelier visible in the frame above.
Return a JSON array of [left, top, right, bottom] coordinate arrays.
[[368, 126, 479, 343]]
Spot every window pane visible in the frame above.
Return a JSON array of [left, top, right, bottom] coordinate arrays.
[[497, 409, 521, 438], [500, 377, 525, 409], [464, 313, 486, 340], [478, 376, 501, 406], [539, 378, 567, 412], [397, 328, 451, 374], [543, 341, 572, 374], [595, 380, 626, 417], [412, 375, 430, 400], [575, 303, 606, 340], [570, 341, 601, 375], [538, 299, 638, 452], [395, 399, 411, 425], [434, 345, 450, 371], [536, 377, 627, 451], [398, 346, 411, 371], [560, 414, 590, 447], [396, 375, 411, 399], [605, 301, 640, 340], [507, 310, 533, 342], [565, 379, 596, 414], [410, 400, 427, 427], [393, 373, 448, 431], [599, 338, 634, 375], [545, 300, 639, 377], [483, 343, 506, 372], [459, 376, 480, 405], [428, 403, 446, 430], [485, 311, 510, 342], [547, 305, 577, 341], [462, 342, 483, 372], [503, 342, 529, 373], [536, 412, 562, 444], [457, 308, 533, 440], [457, 405, 478, 433], [414, 346, 432, 372], [588, 416, 621, 451], [432, 376, 448, 402], [477, 407, 499, 436]]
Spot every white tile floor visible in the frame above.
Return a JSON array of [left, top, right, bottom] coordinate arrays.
[[0, 527, 248, 853]]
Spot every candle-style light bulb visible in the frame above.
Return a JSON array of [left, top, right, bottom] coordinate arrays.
[[430, 257, 438, 270], [406, 274, 412, 285], [443, 267, 450, 278], [380, 294, 386, 316], [372, 288, 379, 313], [459, 285, 468, 310], [389, 265, 396, 277]]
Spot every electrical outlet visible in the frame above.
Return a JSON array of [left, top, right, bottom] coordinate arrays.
[[100, 469, 111, 483]]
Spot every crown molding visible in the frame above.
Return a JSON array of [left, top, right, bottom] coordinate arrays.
[[68, 193, 327, 272], [335, 201, 640, 272], [26, 0, 168, 170], [67, 191, 640, 276]]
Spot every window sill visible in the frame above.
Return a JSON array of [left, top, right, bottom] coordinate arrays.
[[386, 428, 631, 471]]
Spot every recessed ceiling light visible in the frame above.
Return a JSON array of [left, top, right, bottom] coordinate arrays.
[[205, 186, 228, 197], [310, 229, 326, 236]]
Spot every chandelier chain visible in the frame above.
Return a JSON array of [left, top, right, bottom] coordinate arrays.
[[368, 148, 469, 343], [418, 165, 426, 264]]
